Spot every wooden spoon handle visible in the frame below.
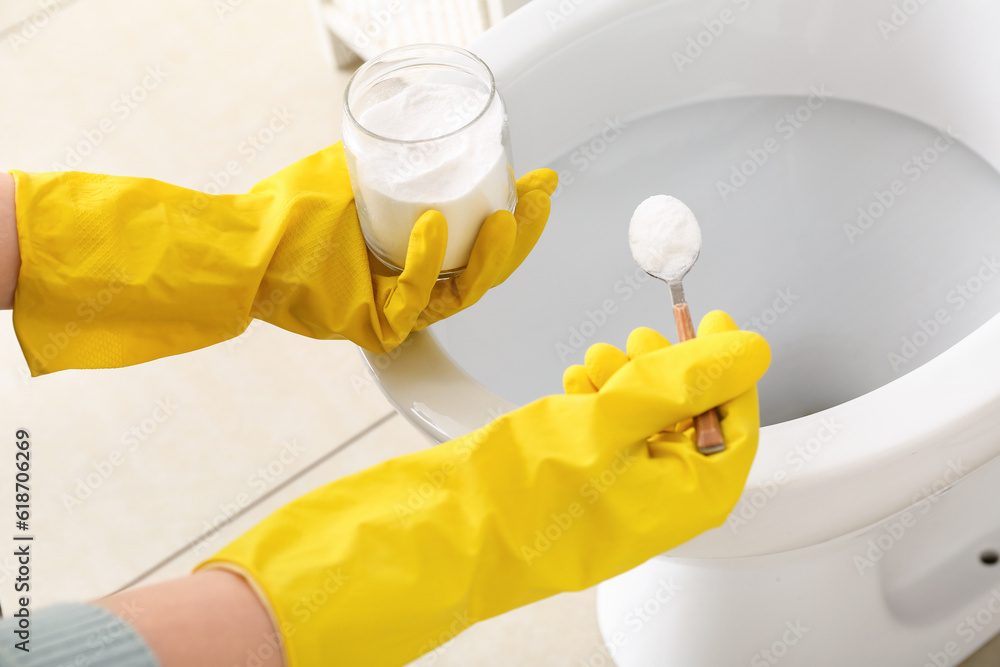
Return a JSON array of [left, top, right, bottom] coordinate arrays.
[[673, 303, 726, 455]]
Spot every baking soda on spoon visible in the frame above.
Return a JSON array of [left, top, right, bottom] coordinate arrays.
[[629, 195, 703, 280], [628, 195, 725, 454], [349, 81, 513, 271]]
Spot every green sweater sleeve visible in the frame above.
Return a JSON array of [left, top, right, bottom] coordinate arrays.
[[0, 604, 159, 667]]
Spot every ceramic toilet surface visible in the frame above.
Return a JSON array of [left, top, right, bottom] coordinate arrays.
[[363, 0, 1000, 557]]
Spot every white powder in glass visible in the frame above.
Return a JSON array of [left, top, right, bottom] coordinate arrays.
[[348, 81, 513, 271], [628, 195, 703, 280]]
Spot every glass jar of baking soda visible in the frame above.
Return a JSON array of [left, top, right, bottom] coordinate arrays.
[[342, 44, 517, 276]]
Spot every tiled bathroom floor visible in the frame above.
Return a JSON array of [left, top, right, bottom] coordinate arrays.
[[0, 1, 997, 666]]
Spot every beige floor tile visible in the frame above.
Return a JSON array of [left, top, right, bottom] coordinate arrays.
[[0, 0, 349, 188], [124, 413, 434, 587], [0, 0, 74, 35]]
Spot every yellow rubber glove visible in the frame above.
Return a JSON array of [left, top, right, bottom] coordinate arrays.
[[9, 143, 556, 375], [200, 311, 769, 667]]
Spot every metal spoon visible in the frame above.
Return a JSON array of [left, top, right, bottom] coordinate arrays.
[[629, 195, 725, 455]]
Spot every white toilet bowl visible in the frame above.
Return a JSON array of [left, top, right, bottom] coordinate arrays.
[[364, 1, 1000, 664]]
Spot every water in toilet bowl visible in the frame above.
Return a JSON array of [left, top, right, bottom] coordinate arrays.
[[430, 95, 1000, 425]]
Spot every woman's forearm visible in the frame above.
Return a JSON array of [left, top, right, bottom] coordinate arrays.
[[96, 570, 284, 667], [0, 173, 19, 309]]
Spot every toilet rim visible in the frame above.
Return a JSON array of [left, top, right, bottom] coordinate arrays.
[[363, 0, 1000, 557]]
